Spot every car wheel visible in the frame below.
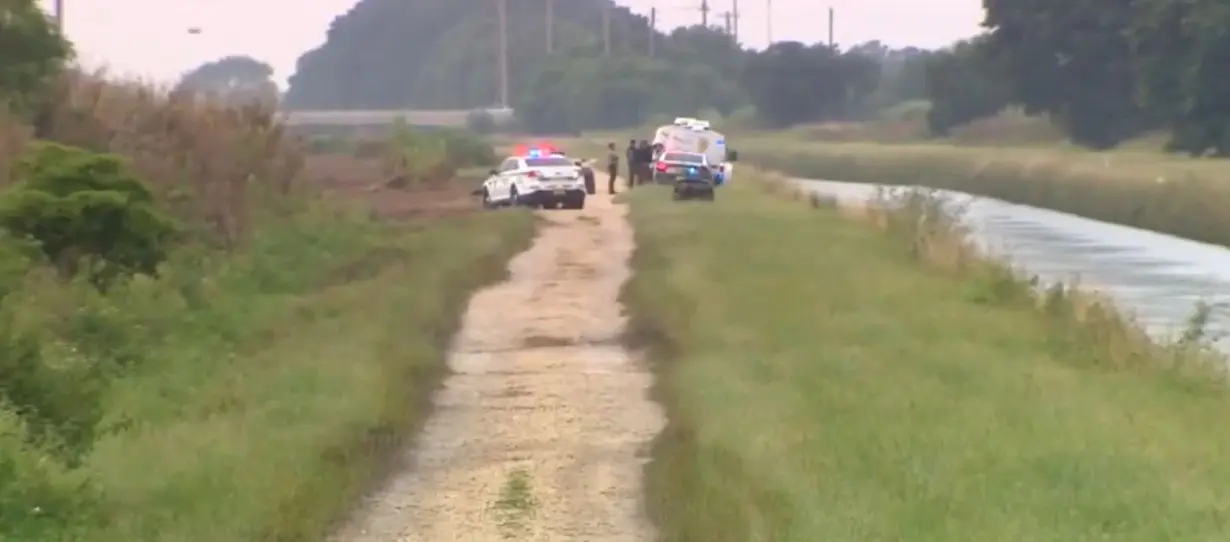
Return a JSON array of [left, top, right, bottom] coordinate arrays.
[[482, 188, 498, 209], [509, 186, 522, 207]]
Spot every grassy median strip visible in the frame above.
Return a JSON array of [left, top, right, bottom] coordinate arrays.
[[4, 206, 535, 542], [623, 178, 1230, 541]]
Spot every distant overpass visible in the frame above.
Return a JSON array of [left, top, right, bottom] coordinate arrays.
[[280, 108, 514, 127]]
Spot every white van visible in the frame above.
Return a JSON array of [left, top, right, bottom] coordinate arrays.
[[651, 124, 736, 184]]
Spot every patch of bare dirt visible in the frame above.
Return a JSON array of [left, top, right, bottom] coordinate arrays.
[[331, 192, 664, 541], [304, 153, 480, 220]]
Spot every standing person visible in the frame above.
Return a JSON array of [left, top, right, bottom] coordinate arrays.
[[635, 140, 653, 185], [606, 142, 620, 194], [625, 140, 638, 185]]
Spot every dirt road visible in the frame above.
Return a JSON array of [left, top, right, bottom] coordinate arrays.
[[331, 192, 664, 541]]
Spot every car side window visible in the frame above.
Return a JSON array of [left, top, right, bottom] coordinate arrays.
[[500, 159, 519, 172]]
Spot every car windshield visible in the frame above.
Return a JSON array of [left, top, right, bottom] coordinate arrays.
[[524, 157, 573, 167], [663, 153, 704, 164]]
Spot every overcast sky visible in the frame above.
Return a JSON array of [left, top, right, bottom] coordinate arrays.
[[42, 0, 983, 87]]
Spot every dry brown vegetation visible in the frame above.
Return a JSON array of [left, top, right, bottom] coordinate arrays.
[[6, 69, 484, 231], [19, 70, 304, 242]]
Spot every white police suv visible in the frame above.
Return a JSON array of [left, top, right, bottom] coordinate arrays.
[[480, 148, 587, 210]]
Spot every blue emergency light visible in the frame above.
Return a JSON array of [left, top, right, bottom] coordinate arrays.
[[527, 148, 542, 157], [688, 167, 697, 174]]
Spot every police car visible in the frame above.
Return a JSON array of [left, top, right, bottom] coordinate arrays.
[[653, 151, 717, 201], [480, 148, 587, 209]]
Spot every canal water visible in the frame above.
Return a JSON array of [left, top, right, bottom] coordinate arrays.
[[795, 178, 1230, 348]]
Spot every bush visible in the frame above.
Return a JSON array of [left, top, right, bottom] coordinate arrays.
[[32, 70, 304, 245], [0, 408, 105, 540], [0, 142, 176, 289], [438, 128, 496, 167], [378, 123, 496, 187], [465, 109, 496, 134]]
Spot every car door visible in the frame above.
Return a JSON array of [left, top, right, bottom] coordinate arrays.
[[501, 158, 523, 196], [482, 164, 503, 200], [490, 158, 516, 200]]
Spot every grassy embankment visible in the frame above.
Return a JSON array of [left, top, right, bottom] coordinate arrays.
[[735, 132, 1230, 247], [2, 72, 533, 541], [622, 171, 1230, 541]]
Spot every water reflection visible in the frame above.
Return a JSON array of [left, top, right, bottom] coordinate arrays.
[[795, 179, 1230, 347]]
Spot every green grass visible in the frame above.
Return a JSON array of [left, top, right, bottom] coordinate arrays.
[[734, 136, 1230, 247], [1, 204, 535, 541], [623, 179, 1230, 541]]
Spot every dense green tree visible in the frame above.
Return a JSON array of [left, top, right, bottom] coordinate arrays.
[[742, 43, 860, 128], [284, 0, 667, 109], [982, 0, 1150, 148], [0, 142, 176, 290], [1130, 0, 1230, 155], [923, 36, 1009, 136], [175, 56, 279, 107], [848, 42, 932, 114], [0, 0, 73, 113]]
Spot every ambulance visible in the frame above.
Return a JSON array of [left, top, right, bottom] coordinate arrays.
[[651, 119, 737, 184]]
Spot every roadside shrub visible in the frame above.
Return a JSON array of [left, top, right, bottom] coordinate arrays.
[[0, 304, 110, 465], [0, 142, 176, 289], [465, 109, 496, 134], [0, 408, 104, 540], [438, 128, 496, 167], [378, 123, 496, 187], [33, 69, 305, 244]]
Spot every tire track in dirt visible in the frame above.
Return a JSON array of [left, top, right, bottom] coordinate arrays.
[[331, 192, 664, 541]]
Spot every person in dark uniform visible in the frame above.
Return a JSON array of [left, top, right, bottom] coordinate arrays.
[[606, 142, 620, 194], [625, 140, 638, 185], [634, 140, 654, 185]]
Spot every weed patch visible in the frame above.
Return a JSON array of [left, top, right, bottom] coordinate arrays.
[[491, 467, 538, 538]]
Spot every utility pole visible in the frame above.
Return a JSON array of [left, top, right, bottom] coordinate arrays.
[[766, 0, 772, 43], [723, 11, 732, 34], [649, 8, 657, 57], [732, 0, 740, 44], [546, 0, 554, 53], [700, 0, 709, 26], [827, 7, 834, 47], [602, 4, 611, 56], [496, 0, 508, 107], [53, 0, 63, 29]]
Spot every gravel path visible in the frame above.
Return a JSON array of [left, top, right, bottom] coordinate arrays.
[[331, 192, 664, 541]]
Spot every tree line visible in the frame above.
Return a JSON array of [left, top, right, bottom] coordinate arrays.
[[282, 0, 1230, 156]]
